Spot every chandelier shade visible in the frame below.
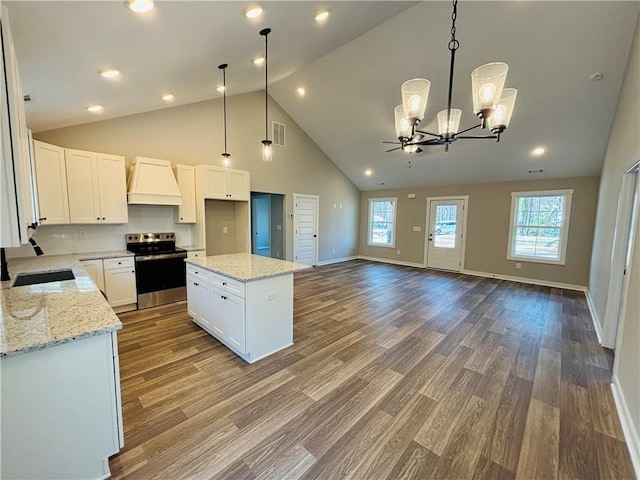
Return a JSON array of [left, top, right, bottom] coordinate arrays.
[[401, 78, 430, 125], [471, 62, 509, 117], [437, 109, 462, 137], [394, 105, 412, 139], [488, 88, 518, 132]]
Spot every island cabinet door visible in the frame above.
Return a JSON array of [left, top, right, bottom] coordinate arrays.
[[225, 292, 246, 353], [210, 285, 228, 339], [187, 276, 210, 330]]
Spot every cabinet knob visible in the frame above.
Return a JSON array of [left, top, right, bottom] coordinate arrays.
[[194, 282, 199, 286], [131, 271, 134, 273], [39, 217, 47, 221], [118, 262, 121, 264], [180, 217, 183, 220], [102, 217, 106, 220], [222, 282, 227, 286], [97, 217, 100, 220]]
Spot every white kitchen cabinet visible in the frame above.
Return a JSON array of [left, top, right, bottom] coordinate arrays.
[[198, 165, 250, 201], [185, 256, 302, 363], [80, 259, 105, 293], [103, 257, 137, 312], [0, 7, 38, 247], [1, 332, 123, 479], [32, 140, 70, 225], [173, 164, 196, 223], [66, 148, 128, 224], [187, 272, 211, 331]]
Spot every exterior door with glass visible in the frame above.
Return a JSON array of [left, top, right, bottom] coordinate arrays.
[[426, 197, 467, 271]]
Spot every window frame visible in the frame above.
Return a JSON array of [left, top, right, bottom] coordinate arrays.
[[507, 189, 574, 265], [367, 197, 397, 248]]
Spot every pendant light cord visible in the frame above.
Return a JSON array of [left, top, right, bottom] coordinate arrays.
[[446, 0, 459, 130], [264, 29, 269, 140], [223, 66, 228, 154]]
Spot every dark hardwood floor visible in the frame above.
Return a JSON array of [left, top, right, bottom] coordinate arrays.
[[109, 260, 635, 479]]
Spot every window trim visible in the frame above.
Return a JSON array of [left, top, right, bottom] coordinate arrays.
[[507, 189, 574, 265], [367, 197, 397, 248]]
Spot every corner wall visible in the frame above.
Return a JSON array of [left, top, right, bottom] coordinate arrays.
[[589, 14, 640, 474]]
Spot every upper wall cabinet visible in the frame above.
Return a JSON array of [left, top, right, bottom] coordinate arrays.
[[66, 149, 128, 224], [1, 7, 38, 246], [173, 164, 196, 223], [198, 166, 250, 201], [32, 141, 70, 225]]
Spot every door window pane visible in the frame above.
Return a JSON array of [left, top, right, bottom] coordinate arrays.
[[434, 205, 457, 248]]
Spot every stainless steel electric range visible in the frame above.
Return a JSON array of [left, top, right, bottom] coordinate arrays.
[[126, 232, 187, 309]]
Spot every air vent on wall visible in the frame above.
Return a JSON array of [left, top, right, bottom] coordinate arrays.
[[272, 121, 285, 147]]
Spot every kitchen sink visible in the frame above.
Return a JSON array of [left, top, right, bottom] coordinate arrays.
[[13, 268, 75, 287]]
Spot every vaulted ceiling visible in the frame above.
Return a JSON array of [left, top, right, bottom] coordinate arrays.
[[5, 1, 639, 190]]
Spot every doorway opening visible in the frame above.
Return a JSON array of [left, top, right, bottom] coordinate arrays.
[[250, 192, 285, 259], [603, 161, 639, 349], [424, 196, 469, 272]]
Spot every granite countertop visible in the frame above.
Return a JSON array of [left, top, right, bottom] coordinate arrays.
[[185, 253, 311, 282], [1, 253, 125, 358]]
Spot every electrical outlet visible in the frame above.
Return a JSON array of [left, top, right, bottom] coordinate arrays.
[[78, 231, 86, 239], [516, 262, 522, 269], [223, 226, 228, 234], [397, 249, 401, 255], [332, 248, 336, 254]]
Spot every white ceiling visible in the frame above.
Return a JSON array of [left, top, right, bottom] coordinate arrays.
[[5, 1, 639, 191]]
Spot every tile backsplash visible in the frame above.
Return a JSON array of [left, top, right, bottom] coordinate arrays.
[[6, 205, 193, 258]]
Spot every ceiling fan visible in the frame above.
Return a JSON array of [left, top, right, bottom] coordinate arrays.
[[382, 134, 425, 154]]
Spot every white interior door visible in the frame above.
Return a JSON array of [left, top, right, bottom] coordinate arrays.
[[426, 197, 467, 271], [293, 194, 318, 266]]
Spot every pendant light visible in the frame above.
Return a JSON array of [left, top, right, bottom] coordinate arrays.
[[218, 63, 231, 167], [260, 28, 272, 162]]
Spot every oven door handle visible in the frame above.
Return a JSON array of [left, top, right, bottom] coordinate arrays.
[[135, 253, 188, 262]]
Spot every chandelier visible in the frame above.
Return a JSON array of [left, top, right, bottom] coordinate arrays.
[[385, 0, 517, 154]]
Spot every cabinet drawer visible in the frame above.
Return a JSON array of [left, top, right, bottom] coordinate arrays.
[[103, 257, 134, 270], [210, 273, 245, 298], [187, 264, 210, 283]]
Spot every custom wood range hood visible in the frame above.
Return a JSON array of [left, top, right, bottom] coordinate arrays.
[[126, 156, 183, 205]]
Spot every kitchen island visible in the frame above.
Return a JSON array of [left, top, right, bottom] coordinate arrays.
[[1, 254, 125, 480], [185, 253, 311, 363]]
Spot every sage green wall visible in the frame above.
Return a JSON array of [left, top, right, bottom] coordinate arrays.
[[359, 176, 599, 287], [34, 91, 359, 263], [590, 15, 640, 452]]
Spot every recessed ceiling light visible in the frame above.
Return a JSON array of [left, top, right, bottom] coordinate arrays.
[[364, 169, 373, 176], [99, 68, 120, 79], [297, 87, 306, 97], [253, 57, 265, 66], [315, 11, 329, 22], [161, 94, 174, 102], [245, 6, 263, 18], [86, 105, 103, 113], [216, 85, 226, 93], [590, 72, 604, 82], [125, 0, 154, 13], [532, 147, 545, 156]]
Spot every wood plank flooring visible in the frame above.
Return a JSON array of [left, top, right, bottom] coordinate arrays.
[[108, 260, 635, 479]]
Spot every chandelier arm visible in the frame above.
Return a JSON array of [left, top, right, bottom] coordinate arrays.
[[454, 123, 482, 136], [455, 135, 498, 140], [415, 130, 441, 138], [413, 138, 442, 146]]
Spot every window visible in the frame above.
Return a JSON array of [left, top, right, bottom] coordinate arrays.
[[507, 190, 573, 265], [368, 198, 397, 247]]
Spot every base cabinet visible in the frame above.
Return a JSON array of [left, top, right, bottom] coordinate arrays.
[[186, 264, 292, 363], [0, 332, 123, 480], [81, 257, 137, 313]]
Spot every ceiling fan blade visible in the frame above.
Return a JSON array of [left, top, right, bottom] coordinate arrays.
[[385, 147, 402, 152], [382, 141, 401, 144]]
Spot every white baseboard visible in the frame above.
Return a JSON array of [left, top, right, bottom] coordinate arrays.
[[316, 256, 359, 266], [461, 269, 587, 292], [358, 255, 425, 269], [611, 377, 640, 478], [585, 289, 604, 344]]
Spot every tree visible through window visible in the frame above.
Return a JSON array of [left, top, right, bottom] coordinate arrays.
[[508, 190, 573, 264], [368, 198, 397, 247]]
